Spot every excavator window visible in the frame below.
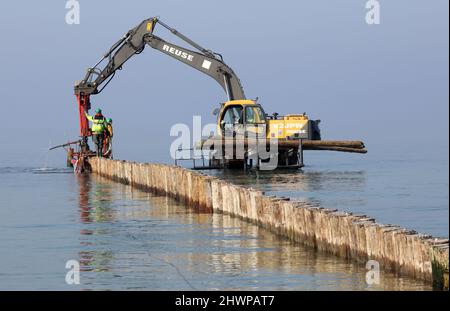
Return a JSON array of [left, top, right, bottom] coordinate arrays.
[[245, 106, 265, 125], [221, 106, 243, 128], [220, 105, 244, 136]]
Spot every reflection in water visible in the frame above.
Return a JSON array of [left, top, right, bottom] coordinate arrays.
[[74, 174, 430, 291], [79, 250, 113, 273], [77, 174, 91, 224], [76, 174, 115, 274], [77, 174, 115, 224]]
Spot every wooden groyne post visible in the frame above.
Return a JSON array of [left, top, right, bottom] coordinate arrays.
[[88, 157, 449, 289]]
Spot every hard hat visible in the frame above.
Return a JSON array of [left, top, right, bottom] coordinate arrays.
[[107, 118, 113, 123], [95, 108, 102, 113]]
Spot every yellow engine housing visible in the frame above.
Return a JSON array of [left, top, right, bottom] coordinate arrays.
[[267, 115, 309, 139]]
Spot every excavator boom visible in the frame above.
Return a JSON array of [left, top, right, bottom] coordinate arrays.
[[75, 17, 245, 140], [145, 35, 245, 101]]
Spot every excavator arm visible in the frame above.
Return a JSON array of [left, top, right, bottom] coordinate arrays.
[[75, 17, 245, 139], [145, 35, 245, 101]]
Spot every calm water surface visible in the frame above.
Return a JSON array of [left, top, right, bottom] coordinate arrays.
[[0, 166, 433, 290]]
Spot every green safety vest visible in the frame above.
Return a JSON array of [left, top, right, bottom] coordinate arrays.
[[86, 114, 106, 134]]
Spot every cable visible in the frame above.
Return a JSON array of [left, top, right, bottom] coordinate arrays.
[[96, 71, 116, 94]]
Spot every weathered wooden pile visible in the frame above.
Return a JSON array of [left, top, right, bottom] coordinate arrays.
[[88, 157, 448, 289]]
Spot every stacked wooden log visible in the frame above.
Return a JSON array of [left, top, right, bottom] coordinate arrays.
[[300, 140, 367, 153], [199, 137, 367, 154]]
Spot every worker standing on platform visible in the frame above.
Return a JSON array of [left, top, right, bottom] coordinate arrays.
[[85, 108, 106, 156]]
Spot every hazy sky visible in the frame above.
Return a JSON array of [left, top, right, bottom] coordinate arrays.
[[0, 0, 448, 166]]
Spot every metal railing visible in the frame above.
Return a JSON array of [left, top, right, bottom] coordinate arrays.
[[174, 148, 210, 169]]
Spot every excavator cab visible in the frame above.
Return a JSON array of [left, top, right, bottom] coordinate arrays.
[[217, 100, 267, 138]]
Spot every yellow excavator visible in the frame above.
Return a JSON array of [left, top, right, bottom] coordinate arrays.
[[73, 17, 365, 170]]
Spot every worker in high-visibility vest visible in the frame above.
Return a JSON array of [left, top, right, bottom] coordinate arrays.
[[106, 118, 113, 139], [104, 118, 114, 157], [85, 108, 106, 156]]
